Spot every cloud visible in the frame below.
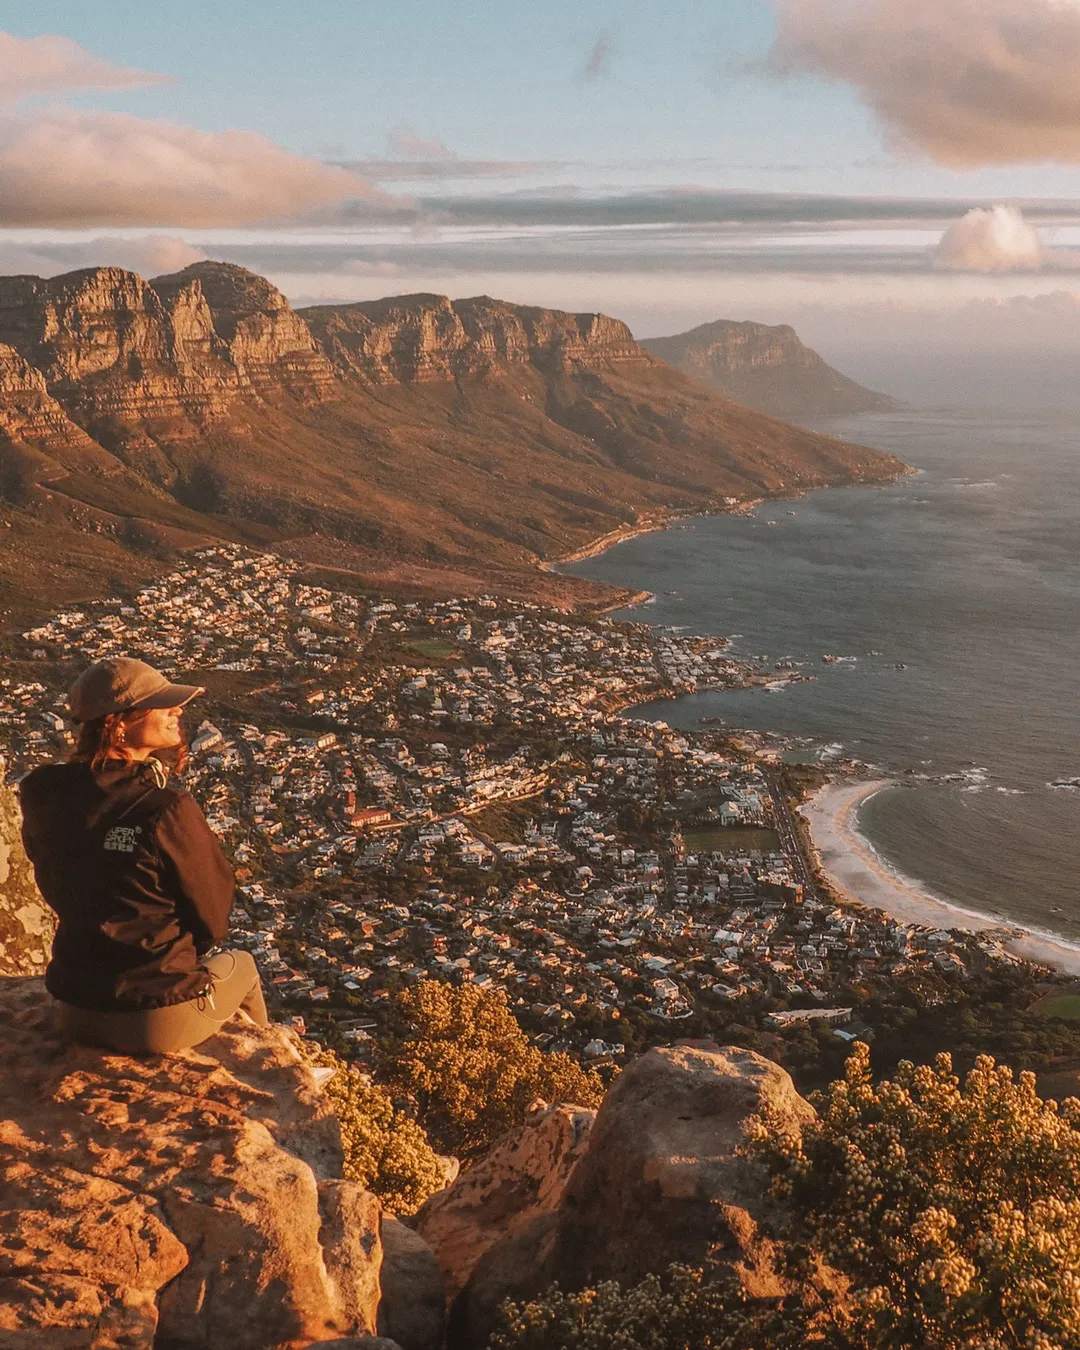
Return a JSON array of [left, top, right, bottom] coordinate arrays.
[[770, 0, 1080, 166], [582, 30, 613, 81], [0, 233, 206, 278], [410, 188, 1063, 229], [387, 124, 456, 161], [338, 156, 549, 182], [58, 235, 207, 274], [0, 30, 169, 103], [0, 109, 376, 227], [935, 205, 1044, 272]]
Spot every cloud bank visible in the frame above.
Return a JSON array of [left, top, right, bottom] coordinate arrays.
[[935, 205, 1044, 272], [0, 110, 375, 227], [771, 0, 1080, 166]]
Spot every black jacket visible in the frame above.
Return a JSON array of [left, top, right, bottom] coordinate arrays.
[[19, 758, 235, 1010]]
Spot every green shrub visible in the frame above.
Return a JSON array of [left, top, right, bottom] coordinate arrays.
[[378, 980, 606, 1158], [310, 1046, 445, 1215]]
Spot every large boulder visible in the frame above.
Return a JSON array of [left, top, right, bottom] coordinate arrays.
[[450, 1044, 815, 1350], [414, 1101, 594, 1303], [0, 775, 54, 976], [377, 1218, 445, 1350], [0, 977, 385, 1350], [552, 1044, 815, 1291]]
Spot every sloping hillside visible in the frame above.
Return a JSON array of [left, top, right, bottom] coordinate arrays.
[[643, 317, 899, 418], [0, 264, 907, 625]]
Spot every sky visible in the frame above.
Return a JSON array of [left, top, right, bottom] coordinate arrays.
[[4, 1, 1080, 403]]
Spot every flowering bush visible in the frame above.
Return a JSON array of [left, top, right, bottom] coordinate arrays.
[[749, 1041, 1080, 1349], [379, 981, 606, 1158], [309, 1046, 445, 1215]]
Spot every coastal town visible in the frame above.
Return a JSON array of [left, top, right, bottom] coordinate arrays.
[[0, 545, 1053, 1077]]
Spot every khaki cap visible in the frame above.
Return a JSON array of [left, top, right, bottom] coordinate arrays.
[[68, 658, 204, 724]]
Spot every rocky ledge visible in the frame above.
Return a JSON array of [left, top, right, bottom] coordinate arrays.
[[1, 972, 816, 1350], [0, 977, 442, 1350]]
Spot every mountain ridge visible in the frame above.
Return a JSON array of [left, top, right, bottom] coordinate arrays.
[[642, 317, 900, 418], [0, 263, 909, 626]]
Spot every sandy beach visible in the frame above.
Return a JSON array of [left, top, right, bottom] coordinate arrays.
[[801, 779, 1080, 978]]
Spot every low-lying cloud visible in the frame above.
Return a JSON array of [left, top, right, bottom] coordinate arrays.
[[0, 234, 206, 279], [0, 30, 168, 102], [935, 206, 1044, 272], [770, 0, 1080, 166], [0, 109, 376, 228]]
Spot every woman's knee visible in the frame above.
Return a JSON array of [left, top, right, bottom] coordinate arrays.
[[229, 949, 258, 985], [205, 948, 257, 986]]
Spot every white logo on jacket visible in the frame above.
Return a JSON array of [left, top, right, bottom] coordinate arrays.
[[103, 825, 141, 853]]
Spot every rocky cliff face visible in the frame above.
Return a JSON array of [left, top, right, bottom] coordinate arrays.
[[0, 777, 53, 976], [155, 262, 338, 401], [643, 318, 899, 418], [0, 263, 337, 455], [298, 294, 647, 386]]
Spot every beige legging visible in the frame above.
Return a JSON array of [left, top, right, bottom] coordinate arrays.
[[57, 949, 269, 1055]]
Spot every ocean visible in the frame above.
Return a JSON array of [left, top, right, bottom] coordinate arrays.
[[562, 409, 1080, 941]]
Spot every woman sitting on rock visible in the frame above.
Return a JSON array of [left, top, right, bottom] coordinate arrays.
[[19, 657, 268, 1054]]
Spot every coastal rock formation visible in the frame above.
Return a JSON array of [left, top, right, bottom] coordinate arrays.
[[449, 1044, 815, 1349], [0, 977, 386, 1349], [0, 777, 53, 975], [643, 318, 898, 418], [414, 1100, 595, 1301], [0, 263, 909, 622]]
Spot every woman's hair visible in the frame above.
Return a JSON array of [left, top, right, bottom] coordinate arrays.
[[69, 709, 189, 774]]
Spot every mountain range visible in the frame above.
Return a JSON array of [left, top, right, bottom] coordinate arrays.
[[642, 318, 899, 418], [0, 262, 907, 625]]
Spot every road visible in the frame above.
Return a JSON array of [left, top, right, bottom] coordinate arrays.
[[764, 769, 818, 901]]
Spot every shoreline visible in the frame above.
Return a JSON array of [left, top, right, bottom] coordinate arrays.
[[801, 779, 1080, 978], [552, 471, 1080, 977], [545, 499, 769, 573], [541, 517, 676, 570]]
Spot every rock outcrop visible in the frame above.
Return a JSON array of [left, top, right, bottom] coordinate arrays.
[[377, 1218, 445, 1350], [643, 318, 899, 418], [414, 1101, 595, 1302], [0, 977, 388, 1350], [552, 1043, 814, 1289], [0, 777, 53, 976], [0, 264, 337, 455], [154, 262, 338, 402], [300, 294, 647, 386], [445, 1043, 815, 1350]]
